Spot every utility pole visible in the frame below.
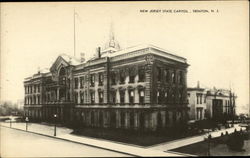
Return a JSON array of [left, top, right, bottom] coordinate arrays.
[[73, 8, 76, 57]]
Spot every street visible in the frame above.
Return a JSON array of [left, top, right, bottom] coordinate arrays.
[[0, 126, 131, 157]]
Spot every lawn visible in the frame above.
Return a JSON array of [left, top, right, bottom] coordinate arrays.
[[71, 127, 190, 146]]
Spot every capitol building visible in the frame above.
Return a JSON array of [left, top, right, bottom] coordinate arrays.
[[24, 32, 189, 131]]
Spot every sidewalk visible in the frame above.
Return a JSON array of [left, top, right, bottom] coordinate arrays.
[[148, 124, 246, 151], [0, 122, 189, 157]]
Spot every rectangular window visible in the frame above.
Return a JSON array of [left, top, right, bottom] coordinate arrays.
[[90, 92, 95, 104], [129, 74, 135, 83], [120, 71, 125, 84], [120, 91, 125, 104], [172, 72, 176, 83], [80, 92, 84, 104], [90, 74, 95, 87], [38, 85, 40, 92], [98, 73, 104, 86], [165, 91, 168, 103], [200, 95, 202, 104], [74, 78, 79, 89], [196, 94, 199, 104], [139, 90, 145, 104], [165, 70, 170, 83], [75, 92, 78, 103], [111, 72, 116, 85], [179, 71, 183, 84], [157, 91, 163, 104], [138, 68, 145, 82], [80, 77, 84, 88], [129, 90, 134, 104], [99, 91, 104, 103], [157, 67, 161, 81]]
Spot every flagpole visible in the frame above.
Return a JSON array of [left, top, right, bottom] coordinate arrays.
[[73, 8, 76, 57]]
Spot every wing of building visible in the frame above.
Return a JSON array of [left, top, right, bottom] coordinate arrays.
[[187, 83, 237, 122], [24, 43, 189, 131]]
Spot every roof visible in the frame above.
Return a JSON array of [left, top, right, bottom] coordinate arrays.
[[60, 53, 81, 66], [101, 44, 187, 63]]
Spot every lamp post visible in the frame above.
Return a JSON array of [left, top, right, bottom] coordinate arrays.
[[54, 114, 57, 136], [207, 134, 212, 156], [25, 117, 29, 131], [204, 129, 212, 156], [9, 116, 12, 128]]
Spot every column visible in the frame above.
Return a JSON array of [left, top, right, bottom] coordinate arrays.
[[116, 90, 120, 103], [57, 88, 59, 101], [145, 65, 152, 104], [78, 91, 81, 104], [135, 88, 139, 103], [103, 71, 108, 103], [95, 91, 98, 104]]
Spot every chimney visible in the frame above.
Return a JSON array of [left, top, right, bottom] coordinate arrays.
[[96, 47, 101, 58], [80, 53, 85, 63], [197, 81, 200, 88], [38, 66, 40, 74]]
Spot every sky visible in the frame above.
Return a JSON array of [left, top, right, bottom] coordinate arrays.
[[0, 2, 249, 114]]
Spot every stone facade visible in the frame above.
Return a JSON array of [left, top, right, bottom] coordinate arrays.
[[24, 44, 189, 131]]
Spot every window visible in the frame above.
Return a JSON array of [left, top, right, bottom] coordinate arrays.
[[38, 96, 40, 104], [75, 92, 78, 103], [129, 73, 135, 83], [90, 92, 95, 104], [164, 91, 168, 103], [80, 92, 84, 104], [38, 85, 40, 92], [111, 72, 116, 85], [121, 112, 125, 127], [138, 68, 145, 82], [74, 78, 79, 89], [129, 90, 134, 104], [196, 94, 199, 104], [90, 74, 95, 87], [111, 91, 116, 103], [179, 71, 183, 84], [99, 91, 103, 103], [157, 67, 162, 81], [171, 72, 176, 83], [120, 90, 125, 104], [179, 92, 182, 101], [165, 70, 170, 83], [139, 90, 145, 104], [171, 93, 175, 102], [120, 71, 125, 84], [98, 73, 104, 86], [34, 96, 36, 104], [80, 77, 84, 88], [200, 95, 202, 104], [157, 91, 163, 104]]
